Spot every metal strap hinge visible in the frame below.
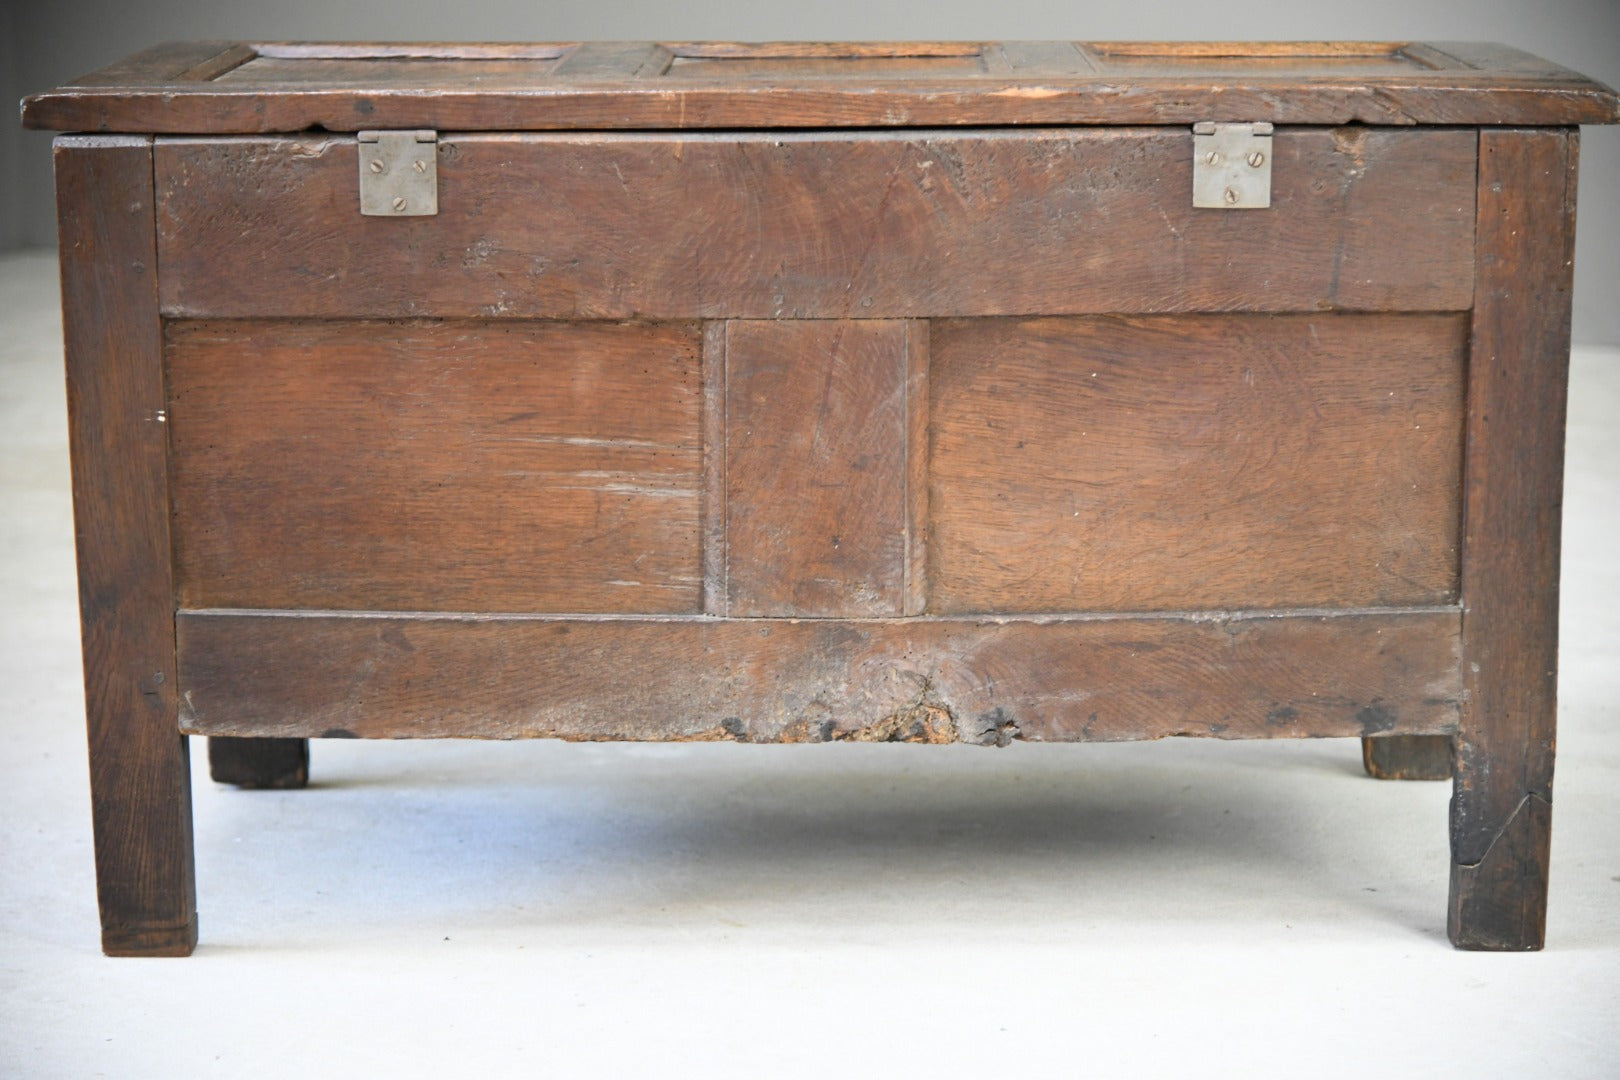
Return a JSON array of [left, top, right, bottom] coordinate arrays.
[[1192, 122, 1273, 209], [358, 130, 438, 217]]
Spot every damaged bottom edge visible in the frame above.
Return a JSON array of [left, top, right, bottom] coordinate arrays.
[[1448, 791, 1553, 951], [176, 608, 1464, 744], [101, 914, 199, 958]]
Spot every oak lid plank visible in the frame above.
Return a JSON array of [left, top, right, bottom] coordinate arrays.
[[550, 42, 673, 79], [22, 40, 1619, 131], [56, 41, 252, 86]]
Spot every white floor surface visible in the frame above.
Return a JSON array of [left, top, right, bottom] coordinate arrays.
[[1, 249, 1616, 1077]]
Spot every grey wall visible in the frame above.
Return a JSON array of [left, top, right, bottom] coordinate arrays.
[[8, 0, 1619, 341], [2, 3, 22, 251]]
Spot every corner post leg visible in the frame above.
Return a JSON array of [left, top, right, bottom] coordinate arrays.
[[1448, 128, 1577, 951], [58, 135, 197, 956]]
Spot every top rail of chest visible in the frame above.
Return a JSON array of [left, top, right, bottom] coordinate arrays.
[[21, 40, 1620, 132]]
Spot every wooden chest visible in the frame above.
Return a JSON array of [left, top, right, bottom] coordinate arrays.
[[24, 40, 1618, 955]]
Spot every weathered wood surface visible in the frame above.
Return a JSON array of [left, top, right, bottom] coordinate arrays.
[[253, 42, 572, 60], [208, 56, 567, 88], [176, 609, 1463, 743], [550, 42, 671, 79], [662, 51, 990, 79], [57, 135, 197, 958], [207, 737, 310, 789], [1363, 735, 1453, 780], [718, 320, 923, 617], [43, 39, 1605, 956], [1448, 129, 1577, 951], [929, 313, 1466, 613], [153, 129, 1478, 320], [21, 40, 1620, 131], [166, 319, 703, 613], [47, 41, 252, 87]]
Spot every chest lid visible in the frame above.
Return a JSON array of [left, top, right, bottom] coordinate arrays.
[[21, 40, 1619, 132]]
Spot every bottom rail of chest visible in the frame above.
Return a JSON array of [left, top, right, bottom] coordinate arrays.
[[175, 608, 1462, 745]]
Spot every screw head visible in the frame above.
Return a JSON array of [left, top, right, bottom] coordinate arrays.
[[392, 196, 408, 211], [413, 159, 428, 173], [1246, 150, 1266, 168], [368, 159, 384, 173], [1204, 150, 1221, 166], [1223, 187, 1240, 205]]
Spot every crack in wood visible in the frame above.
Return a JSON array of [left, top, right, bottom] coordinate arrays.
[[1452, 790, 1551, 869]]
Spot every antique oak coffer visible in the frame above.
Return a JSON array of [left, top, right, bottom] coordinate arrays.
[[22, 41, 1619, 955]]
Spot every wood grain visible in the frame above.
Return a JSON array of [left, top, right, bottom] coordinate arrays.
[[253, 42, 573, 60], [166, 319, 703, 613], [56, 135, 197, 957], [1448, 129, 1578, 951], [929, 313, 1467, 613], [903, 321, 930, 617], [663, 54, 990, 78], [700, 323, 728, 616], [176, 609, 1463, 744], [55, 41, 249, 86], [551, 42, 672, 79], [1420, 42, 1600, 76], [209, 56, 567, 88], [1087, 41, 1416, 57], [153, 129, 1477, 320], [720, 321, 919, 617], [21, 41, 1620, 131], [669, 42, 989, 59], [207, 737, 309, 789], [1362, 735, 1453, 780], [992, 42, 1095, 74]]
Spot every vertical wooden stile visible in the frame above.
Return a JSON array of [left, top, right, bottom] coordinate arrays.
[[1448, 127, 1578, 950], [701, 321, 730, 615], [57, 135, 197, 957]]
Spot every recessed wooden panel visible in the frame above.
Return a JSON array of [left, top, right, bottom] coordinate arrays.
[[175, 608, 1463, 743], [153, 128, 1476, 320], [929, 313, 1466, 613], [167, 319, 702, 612], [665, 54, 989, 78], [719, 320, 924, 617], [1084, 41, 1447, 78]]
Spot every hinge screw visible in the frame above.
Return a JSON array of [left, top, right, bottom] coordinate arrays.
[[1246, 150, 1266, 168], [392, 196, 408, 211], [1223, 187, 1240, 205], [1204, 150, 1221, 166], [368, 159, 384, 173], [413, 159, 428, 173]]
